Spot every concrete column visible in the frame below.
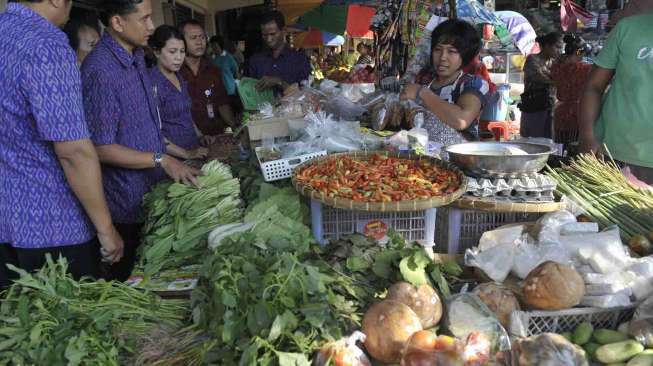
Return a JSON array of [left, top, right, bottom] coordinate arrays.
[[151, 0, 166, 26]]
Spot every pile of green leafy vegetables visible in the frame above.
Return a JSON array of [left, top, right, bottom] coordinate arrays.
[[0, 256, 206, 366], [139, 160, 243, 276], [191, 185, 463, 365]]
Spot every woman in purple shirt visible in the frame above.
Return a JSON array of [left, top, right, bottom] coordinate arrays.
[[149, 25, 207, 160]]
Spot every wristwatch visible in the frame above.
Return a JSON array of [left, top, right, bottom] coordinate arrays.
[[153, 152, 163, 168]]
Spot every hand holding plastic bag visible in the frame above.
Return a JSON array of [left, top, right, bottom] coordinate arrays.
[[445, 292, 511, 353], [498, 333, 588, 366], [313, 331, 372, 366]]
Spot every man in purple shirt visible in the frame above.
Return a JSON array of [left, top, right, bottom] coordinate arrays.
[[0, 0, 124, 288], [82, 0, 201, 281], [248, 11, 312, 93]]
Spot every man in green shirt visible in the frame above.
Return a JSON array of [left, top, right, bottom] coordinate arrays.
[[579, 11, 653, 184]]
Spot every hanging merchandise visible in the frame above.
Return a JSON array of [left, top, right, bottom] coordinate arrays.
[[561, 0, 594, 32]]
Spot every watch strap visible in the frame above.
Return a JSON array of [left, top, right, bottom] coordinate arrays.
[[153, 152, 163, 168]]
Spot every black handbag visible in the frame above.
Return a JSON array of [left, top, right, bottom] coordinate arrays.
[[519, 88, 552, 113]]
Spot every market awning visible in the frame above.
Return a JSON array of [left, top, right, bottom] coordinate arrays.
[[296, 4, 376, 37], [495, 11, 538, 55], [295, 27, 346, 48], [276, 0, 324, 24]]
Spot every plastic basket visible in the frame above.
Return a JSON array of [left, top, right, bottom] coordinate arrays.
[[255, 147, 327, 182], [310, 200, 437, 246], [509, 305, 636, 338], [435, 207, 544, 254]]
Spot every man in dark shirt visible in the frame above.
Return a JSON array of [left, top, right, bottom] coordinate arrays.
[[248, 11, 312, 93], [179, 19, 237, 137]]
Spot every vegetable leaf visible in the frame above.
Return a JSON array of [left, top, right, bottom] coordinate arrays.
[[276, 352, 311, 366]]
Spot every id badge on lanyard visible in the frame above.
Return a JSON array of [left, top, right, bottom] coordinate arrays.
[[205, 87, 215, 119]]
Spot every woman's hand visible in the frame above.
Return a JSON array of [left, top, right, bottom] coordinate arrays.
[[188, 147, 209, 160], [200, 135, 217, 147], [400, 84, 422, 101]]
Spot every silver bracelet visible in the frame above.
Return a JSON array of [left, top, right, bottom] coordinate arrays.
[[414, 85, 427, 105]]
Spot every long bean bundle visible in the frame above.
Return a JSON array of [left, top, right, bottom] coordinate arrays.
[[547, 154, 653, 241]]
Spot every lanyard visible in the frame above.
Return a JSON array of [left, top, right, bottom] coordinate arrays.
[[428, 71, 464, 103]]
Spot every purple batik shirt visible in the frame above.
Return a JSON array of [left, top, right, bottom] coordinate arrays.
[[150, 67, 199, 150], [81, 33, 166, 224], [248, 45, 312, 88], [0, 3, 95, 248]]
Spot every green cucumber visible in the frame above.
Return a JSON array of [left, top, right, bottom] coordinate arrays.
[[626, 350, 653, 366], [594, 328, 630, 344], [595, 340, 645, 364], [574, 322, 594, 345], [584, 342, 600, 361]]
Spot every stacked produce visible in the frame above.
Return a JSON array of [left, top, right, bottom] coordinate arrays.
[[189, 180, 463, 365], [295, 154, 462, 202], [560, 321, 653, 365], [139, 161, 242, 275], [0, 256, 210, 365], [191, 186, 358, 365], [326, 66, 376, 83], [547, 154, 653, 245]]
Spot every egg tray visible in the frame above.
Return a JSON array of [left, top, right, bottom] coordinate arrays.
[[465, 173, 557, 202]]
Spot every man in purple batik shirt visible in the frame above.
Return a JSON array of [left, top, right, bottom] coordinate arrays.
[[0, 0, 124, 289], [82, 0, 201, 281], [247, 10, 312, 94]]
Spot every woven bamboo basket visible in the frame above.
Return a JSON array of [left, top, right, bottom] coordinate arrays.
[[451, 196, 566, 213], [292, 150, 467, 212]]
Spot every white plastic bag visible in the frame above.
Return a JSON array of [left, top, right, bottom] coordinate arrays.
[[531, 210, 577, 245]]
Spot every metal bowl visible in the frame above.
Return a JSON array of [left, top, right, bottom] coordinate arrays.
[[445, 142, 554, 178]]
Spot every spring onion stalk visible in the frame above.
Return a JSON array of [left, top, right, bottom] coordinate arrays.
[[546, 153, 653, 241]]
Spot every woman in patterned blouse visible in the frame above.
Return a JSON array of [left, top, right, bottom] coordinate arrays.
[[401, 19, 490, 141], [551, 35, 592, 146], [149, 25, 208, 161]]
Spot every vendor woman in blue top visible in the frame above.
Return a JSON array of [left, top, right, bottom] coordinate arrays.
[[401, 19, 489, 141], [149, 25, 208, 160]]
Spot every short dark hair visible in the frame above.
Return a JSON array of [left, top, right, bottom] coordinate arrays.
[[536, 31, 562, 47], [209, 35, 224, 49], [563, 34, 590, 56], [430, 20, 481, 67], [63, 20, 84, 51], [260, 10, 285, 29], [148, 25, 184, 50], [179, 19, 204, 34], [99, 0, 144, 28]]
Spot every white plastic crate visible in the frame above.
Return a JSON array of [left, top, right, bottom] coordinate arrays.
[[310, 200, 437, 247], [436, 207, 544, 254], [509, 305, 636, 338], [255, 147, 327, 182]]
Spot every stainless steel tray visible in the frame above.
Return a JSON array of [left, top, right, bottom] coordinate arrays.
[[445, 142, 553, 178]]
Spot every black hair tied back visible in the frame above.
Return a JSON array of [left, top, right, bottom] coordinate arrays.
[[148, 25, 184, 51]]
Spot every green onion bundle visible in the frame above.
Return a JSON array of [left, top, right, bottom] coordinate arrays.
[[547, 154, 653, 241]]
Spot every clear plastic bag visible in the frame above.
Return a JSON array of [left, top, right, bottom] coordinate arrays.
[[304, 112, 363, 153], [445, 292, 511, 353], [628, 292, 653, 347], [531, 210, 577, 245], [498, 333, 589, 366], [323, 95, 368, 121], [313, 331, 372, 366]]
